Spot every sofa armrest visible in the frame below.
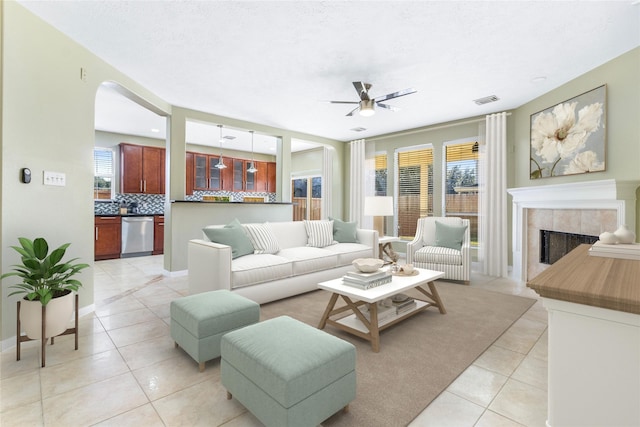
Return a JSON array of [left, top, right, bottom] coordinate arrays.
[[188, 239, 232, 294], [356, 229, 379, 258]]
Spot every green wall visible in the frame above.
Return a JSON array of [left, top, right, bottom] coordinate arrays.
[[512, 47, 640, 231]]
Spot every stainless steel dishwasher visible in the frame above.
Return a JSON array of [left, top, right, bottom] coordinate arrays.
[[121, 216, 154, 257]]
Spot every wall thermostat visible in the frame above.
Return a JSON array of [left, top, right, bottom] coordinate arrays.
[[21, 168, 31, 184]]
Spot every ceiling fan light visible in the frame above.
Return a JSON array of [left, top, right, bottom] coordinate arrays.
[[359, 100, 375, 116]]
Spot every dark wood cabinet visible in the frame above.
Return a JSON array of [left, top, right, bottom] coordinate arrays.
[[153, 215, 164, 255], [95, 216, 121, 260], [186, 152, 194, 195], [233, 159, 244, 191], [120, 143, 165, 194], [253, 161, 268, 192], [267, 162, 277, 193], [186, 150, 277, 195]]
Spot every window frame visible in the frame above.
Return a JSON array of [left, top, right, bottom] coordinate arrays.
[[94, 147, 115, 200]]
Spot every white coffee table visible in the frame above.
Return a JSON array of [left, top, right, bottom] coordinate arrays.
[[317, 267, 446, 352]]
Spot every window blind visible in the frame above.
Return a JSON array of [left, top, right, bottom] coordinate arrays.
[[395, 145, 433, 239], [94, 148, 114, 199]]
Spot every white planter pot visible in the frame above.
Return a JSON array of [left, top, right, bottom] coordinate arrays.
[[20, 291, 74, 339]]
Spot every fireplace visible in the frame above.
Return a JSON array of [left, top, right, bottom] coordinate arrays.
[[508, 179, 640, 281], [539, 230, 598, 265]]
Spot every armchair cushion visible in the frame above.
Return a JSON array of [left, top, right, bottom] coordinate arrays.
[[415, 246, 462, 265], [435, 221, 468, 251]]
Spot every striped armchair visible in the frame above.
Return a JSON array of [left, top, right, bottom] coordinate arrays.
[[406, 217, 471, 285]]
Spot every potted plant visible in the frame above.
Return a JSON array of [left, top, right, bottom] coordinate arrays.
[[1, 237, 89, 340]]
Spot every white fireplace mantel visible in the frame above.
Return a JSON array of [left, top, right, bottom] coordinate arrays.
[[507, 179, 640, 281]]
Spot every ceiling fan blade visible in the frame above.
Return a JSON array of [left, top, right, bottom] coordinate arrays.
[[352, 82, 371, 101], [374, 87, 417, 103], [346, 106, 360, 116], [327, 100, 359, 104], [376, 102, 399, 111]]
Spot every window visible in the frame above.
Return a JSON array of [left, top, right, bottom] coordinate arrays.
[[94, 148, 114, 200], [444, 140, 478, 246], [291, 176, 322, 221], [395, 145, 433, 239], [374, 153, 387, 196]]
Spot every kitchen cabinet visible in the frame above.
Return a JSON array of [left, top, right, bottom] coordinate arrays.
[[186, 152, 194, 195], [245, 161, 256, 192], [153, 215, 164, 255], [120, 143, 165, 194], [194, 154, 224, 191], [253, 161, 268, 192], [267, 162, 277, 193], [95, 216, 121, 260], [233, 158, 245, 191], [221, 160, 234, 191]]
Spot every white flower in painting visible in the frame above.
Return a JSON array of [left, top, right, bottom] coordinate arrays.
[[531, 101, 603, 164], [564, 150, 604, 174]]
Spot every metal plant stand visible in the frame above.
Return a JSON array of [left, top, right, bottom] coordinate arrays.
[[16, 293, 79, 367]]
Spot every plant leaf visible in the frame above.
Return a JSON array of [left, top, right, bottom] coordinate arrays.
[[33, 238, 49, 260]]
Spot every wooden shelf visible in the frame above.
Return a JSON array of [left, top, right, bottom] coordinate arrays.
[[335, 300, 430, 333]]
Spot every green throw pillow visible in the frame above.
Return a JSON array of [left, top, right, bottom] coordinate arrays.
[[203, 219, 254, 259], [435, 220, 467, 251], [329, 217, 358, 243]]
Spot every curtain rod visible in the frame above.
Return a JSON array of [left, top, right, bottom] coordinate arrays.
[[366, 112, 512, 142]]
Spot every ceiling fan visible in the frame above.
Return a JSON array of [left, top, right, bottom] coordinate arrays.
[[328, 81, 417, 117]]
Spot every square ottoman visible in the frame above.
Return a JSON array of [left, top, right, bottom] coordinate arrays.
[[221, 315, 356, 427], [170, 290, 260, 371]]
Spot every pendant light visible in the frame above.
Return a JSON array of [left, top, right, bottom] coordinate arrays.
[[247, 130, 258, 174], [214, 124, 227, 169]]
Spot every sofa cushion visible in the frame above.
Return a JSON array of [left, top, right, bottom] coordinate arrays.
[[435, 220, 468, 250], [415, 246, 462, 265], [304, 220, 336, 248], [231, 254, 292, 288], [329, 217, 359, 243], [243, 223, 280, 254], [278, 247, 338, 275], [269, 221, 308, 249], [323, 243, 374, 266], [202, 219, 254, 259]]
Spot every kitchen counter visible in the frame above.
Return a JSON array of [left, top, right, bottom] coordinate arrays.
[[171, 200, 292, 204], [527, 244, 640, 315], [95, 213, 164, 217], [527, 243, 640, 427]]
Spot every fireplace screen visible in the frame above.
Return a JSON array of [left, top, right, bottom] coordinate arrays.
[[540, 230, 598, 265]]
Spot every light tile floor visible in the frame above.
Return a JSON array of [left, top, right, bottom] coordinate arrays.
[[0, 256, 548, 426]]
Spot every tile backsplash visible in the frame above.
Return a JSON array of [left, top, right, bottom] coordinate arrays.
[[94, 191, 276, 214]]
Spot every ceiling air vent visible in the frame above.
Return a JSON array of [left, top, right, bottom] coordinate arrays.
[[350, 127, 367, 132], [473, 95, 499, 105]]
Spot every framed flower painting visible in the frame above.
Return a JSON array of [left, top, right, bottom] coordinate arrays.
[[530, 85, 606, 179]]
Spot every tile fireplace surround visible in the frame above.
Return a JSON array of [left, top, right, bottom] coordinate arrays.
[[508, 179, 640, 282]]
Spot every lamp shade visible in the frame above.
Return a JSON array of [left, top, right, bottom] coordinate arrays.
[[364, 196, 394, 216]]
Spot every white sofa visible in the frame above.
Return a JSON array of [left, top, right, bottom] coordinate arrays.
[[188, 221, 378, 304]]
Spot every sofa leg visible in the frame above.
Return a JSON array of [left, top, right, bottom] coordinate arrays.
[[199, 362, 205, 372], [226, 391, 232, 400], [464, 280, 470, 286], [174, 341, 178, 348], [343, 404, 350, 413]]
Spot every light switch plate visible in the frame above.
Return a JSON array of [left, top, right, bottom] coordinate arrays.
[[43, 171, 66, 186]]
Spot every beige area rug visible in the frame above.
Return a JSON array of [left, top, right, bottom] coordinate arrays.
[[259, 281, 536, 427]]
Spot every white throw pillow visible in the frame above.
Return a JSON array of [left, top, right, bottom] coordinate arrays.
[[243, 223, 280, 254], [304, 220, 336, 248]]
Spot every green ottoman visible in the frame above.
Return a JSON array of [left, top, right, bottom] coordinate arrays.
[[221, 316, 356, 427], [170, 290, 259, 372]]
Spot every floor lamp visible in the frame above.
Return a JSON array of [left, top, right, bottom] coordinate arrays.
[[364, 196, 394, 237]]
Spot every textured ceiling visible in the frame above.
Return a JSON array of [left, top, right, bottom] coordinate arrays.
[[19, 1, 640, 151]]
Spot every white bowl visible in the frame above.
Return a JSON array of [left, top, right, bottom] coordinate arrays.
[[352, 258, 384, 273]]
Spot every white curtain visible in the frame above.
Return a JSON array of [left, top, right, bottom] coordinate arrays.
[[349, 139, 375, 228], [479, 112, 508, 277], [321, 146, 333, 218]]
